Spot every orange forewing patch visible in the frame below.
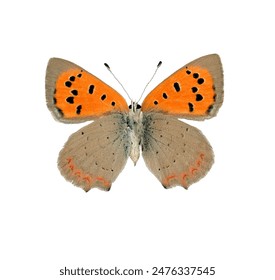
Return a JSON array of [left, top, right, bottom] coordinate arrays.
[[54, 69, 128, 120], [142, 66, 216, 117]]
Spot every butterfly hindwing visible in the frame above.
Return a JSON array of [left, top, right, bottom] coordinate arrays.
[[46, 58, 128, 123], [142, 54, 223, 120], [142, 112, 214, 188], [58, 113, 130, 191]]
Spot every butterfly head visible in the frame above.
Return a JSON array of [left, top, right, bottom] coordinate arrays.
[[129, 101, 141, 113]]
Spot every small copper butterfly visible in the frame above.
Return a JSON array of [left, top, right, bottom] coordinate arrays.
[[46, 54, 223, 191]]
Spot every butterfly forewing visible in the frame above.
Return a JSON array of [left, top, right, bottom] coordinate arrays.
[[142, 112, 214, 188], [46, 58, 128, 123], [142, 54, 223, 120], [58, 113, 130, 191]]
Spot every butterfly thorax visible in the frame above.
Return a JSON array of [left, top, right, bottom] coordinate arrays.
[[128, 105, 143, 165]]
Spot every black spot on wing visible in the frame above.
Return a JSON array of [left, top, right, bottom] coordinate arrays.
[[66, 96, 74, 104], [196, 94, 203, 101], [174, 82, 180, 92], [89, 85, 94, 94], [197, 78, 204, 84], [188, 102, 194, 112], [65, 81, 72, 87], [76, 105, 82, 115], [191, 87, 198, 93], [163, 92, 168, 99], [71, 89, 78, 96]]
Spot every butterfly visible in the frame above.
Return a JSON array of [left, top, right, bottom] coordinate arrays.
[[46, 54, 223, 192]]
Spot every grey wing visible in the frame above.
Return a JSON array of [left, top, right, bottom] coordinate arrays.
[[58, 113, 130, 191], [142, 112, 214, 189]]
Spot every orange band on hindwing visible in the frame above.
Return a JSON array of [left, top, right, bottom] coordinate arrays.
[[63, 157, 111, 191], [162, 153, 206, 189]]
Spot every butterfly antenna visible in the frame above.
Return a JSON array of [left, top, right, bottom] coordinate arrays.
[[104, 63, 132, 101], [137, 61, 162, 103]]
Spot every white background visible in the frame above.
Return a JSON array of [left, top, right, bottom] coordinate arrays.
[[1, 0, 274, 279]]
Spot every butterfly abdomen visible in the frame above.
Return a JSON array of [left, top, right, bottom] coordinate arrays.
[[127, 110, 143, 165]]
